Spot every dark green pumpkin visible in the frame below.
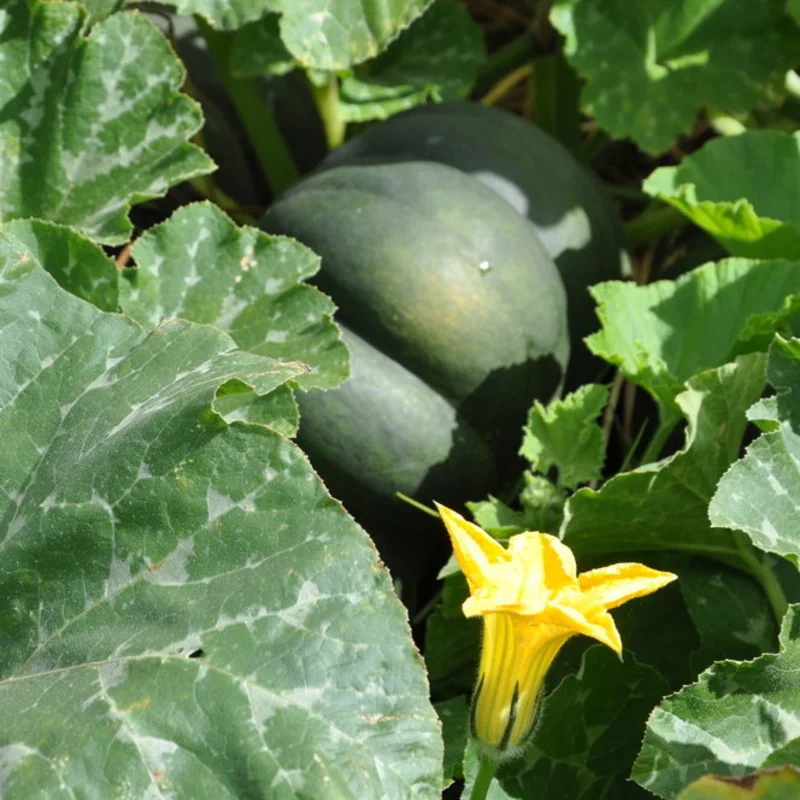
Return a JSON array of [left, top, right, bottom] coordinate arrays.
[[324, 102, 626, 388], [261, 160, 568, 587]]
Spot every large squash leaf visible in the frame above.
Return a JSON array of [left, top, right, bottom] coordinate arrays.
[[710, 336, 800, 559], [338, 0, 486, 123], [587, 259, 800, 428], [120, 202, 349, 393], [644, 132, 800, 260], [0, 0, 213, 245], [562, 354, 766, 560], [3, 219, 119, 312], [0, 232, 442, 798], [168, 0, 434, 70], [632, 605, 800, 799], [551, 0, 800, 153]]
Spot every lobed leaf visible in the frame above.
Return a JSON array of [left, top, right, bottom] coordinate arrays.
[[3, 219, 119, 312], [679, 560, 777, 673], [0, 231, 442, 798], [0, 1, 214, 244], [120, 201, 349, 395], [588, 259, 800, 426], [710, 336, 800, 559], [644, 132, 800, 260], [230, 14, 296, 77], [338, 0, 486, 123], [551, 0, 800, 153], [520, 383, 609, 489], [632, 606, 800, 799], [168, 0, 434, 70], [562, 353, 767, 560]]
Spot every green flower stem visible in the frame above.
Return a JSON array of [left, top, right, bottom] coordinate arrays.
[[195, 17, 298, 196], [395, 492, 439, 518], [734, 532, 789, 627], [470, 754, 497, 800], [624, 202, 687, 248], [309, 76, 347, 151]]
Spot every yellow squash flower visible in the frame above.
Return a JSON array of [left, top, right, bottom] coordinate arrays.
[[436, 504, 677, 761]]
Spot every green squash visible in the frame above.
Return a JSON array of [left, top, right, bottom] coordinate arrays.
[[262, 160, 567, 587], [324, 101, 626, 388]]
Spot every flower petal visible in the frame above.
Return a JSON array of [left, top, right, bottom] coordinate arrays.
[[578, 563, 678, 611], [543, 602, 623, 653], [506, 531, 579, 599], [436, 503, 508, 594]]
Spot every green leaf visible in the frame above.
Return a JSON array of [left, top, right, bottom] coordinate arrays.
[[588, 259, 800, 426], [521, 383, 609, 489], [338, 0, 486, 123], [644, 132, 800, 259], [633, 605, 800, 799], [230, 14, 296, 77], [0, 1, 213, 245], [519, 472, 567, 534], [79, 0, 124, 23], [677, 766, 800, 799], [562, 354, 767, 560], [424, 573, 479, 698], [610, 575, 700, 690], [435, 695, 469, 786], [171, 0, 434, 70], [710, 337, 800, 559], [679, 560, 777, 673], [466, 496, 527, 536], [791, 1, 800, 25], [551, 0, 800, 153], [3, 219, 118, 311], [0, 233, 443, 797], [463, 646, 669, 799], [120, 202, 349, 393]]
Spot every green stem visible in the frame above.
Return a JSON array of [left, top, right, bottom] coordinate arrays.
[[195, 17, 298, 196], [624, 203, 688, 248], [470, 754, 497, 800], [531, 50, 582, 154], [395, 492, 439, 519], [474, 31, 536, 97], [188, 175, 258, 225], [604, 182, 651, 206], [481, 63, 532, 106], [734, 532, 789, 627], [309, 76, 346, 151], [639, 419, 677, 465]]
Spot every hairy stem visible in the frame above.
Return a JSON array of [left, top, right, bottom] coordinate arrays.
[[469, 754, 497, 800], [196, 17, 298, 196], [309, 76, 347, 151]]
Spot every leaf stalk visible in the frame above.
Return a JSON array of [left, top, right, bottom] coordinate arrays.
[[195, 16, 298, 196]]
